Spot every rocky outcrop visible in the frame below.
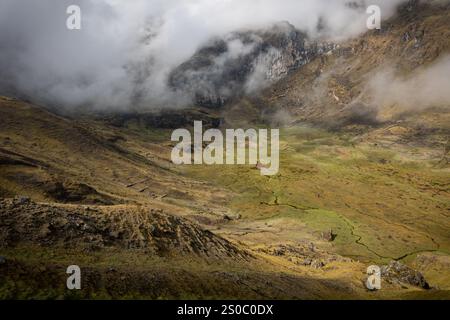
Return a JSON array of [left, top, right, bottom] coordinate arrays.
[[381, 261, 430, 289], [169, 22, 335, 108], [0, 198, 251, 261]]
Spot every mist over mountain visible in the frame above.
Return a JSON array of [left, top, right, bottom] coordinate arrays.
[[368, 54, 450, 114], [1, 1, 450, 300], [0, 0, 408, 110]]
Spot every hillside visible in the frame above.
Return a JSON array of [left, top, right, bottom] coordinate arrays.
[[0, 1, 449, 299], [0, 97, 371, 299]]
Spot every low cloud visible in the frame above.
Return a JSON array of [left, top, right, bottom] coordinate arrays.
[[0, 0, 408, 110], [368, 55, 450, 116]]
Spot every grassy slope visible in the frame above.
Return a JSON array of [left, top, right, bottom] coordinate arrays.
[[1, 3, 450, 300], [187, 3, 450, 290], [0, 98, 373, 300], [1, 98, 448, 299], [187, 126, 449, 264]]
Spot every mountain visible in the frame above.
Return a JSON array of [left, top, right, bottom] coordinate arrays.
[[0, 96, 370, 300], [0, 1, 449, 299], [169, 22, 335, 108], [254, 0, 450, 127]]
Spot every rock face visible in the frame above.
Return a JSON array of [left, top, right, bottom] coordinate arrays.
[[0, 199, 250, 261], [381, 261, 430, 289], [169, 22, 334, 108]]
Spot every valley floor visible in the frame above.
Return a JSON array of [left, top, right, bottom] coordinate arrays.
[[0, 97, 449, 299]]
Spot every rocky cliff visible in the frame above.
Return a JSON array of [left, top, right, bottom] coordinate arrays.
[[169, 22, 335, 108]]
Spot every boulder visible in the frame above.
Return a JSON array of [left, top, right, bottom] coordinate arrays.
[[381, 261, 430, 289], [320, 229, 337, 242]]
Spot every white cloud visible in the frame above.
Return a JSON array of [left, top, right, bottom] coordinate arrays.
[[368, 55, 450, 114], [0, 0, 408, 110]]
